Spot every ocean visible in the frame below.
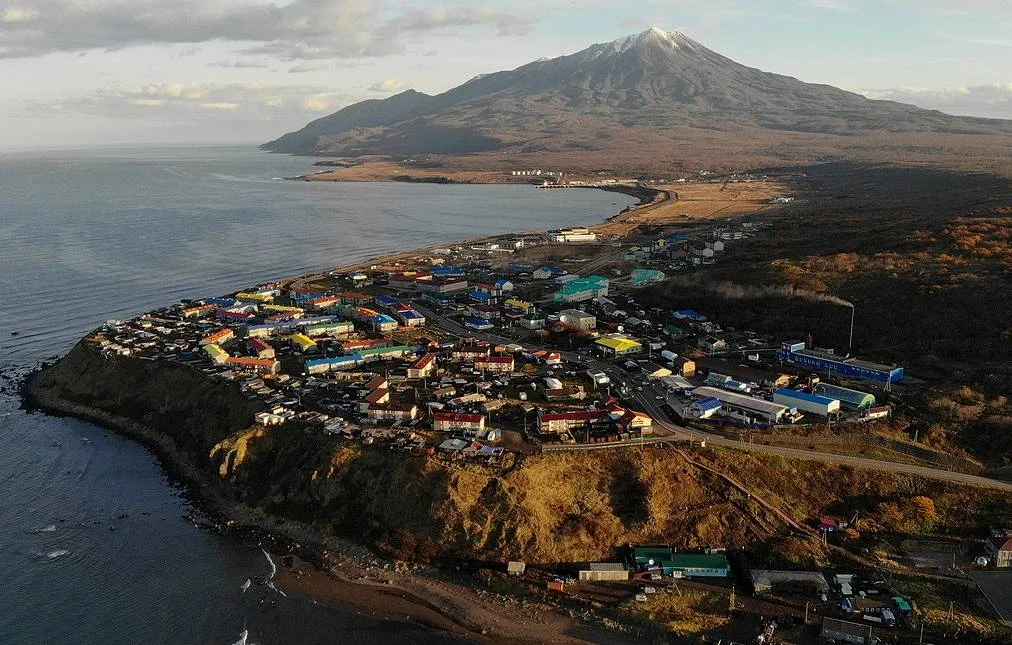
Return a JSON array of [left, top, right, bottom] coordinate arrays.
[[0, 146, 633, 644]]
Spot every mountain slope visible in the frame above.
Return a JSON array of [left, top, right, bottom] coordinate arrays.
[[262, 28, 1012, 172]]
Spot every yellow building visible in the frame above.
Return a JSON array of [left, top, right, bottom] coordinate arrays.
[[291, 333, 318, 353], [203, 343, 229, 365], [594, 336, 642, 356]]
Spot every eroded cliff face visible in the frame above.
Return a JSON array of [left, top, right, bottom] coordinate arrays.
[[33, 345, 1011, 566], [31, 343, 261, 467]]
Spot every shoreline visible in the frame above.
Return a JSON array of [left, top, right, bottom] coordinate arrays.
[[18, 173, 756, 645], [24, 365, 642, 645]]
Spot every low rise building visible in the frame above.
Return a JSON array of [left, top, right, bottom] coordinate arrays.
[[988, 529, 1012, 567], [433, 412, 486, 433], [407, 353, 437, 379], [474, 355, 515, 373], [225, 357, 280, 374], [595, 335, 642, 357], [367, 403, 418, 422], [538, 409, 611, 435], [558, 309, 597, 330]]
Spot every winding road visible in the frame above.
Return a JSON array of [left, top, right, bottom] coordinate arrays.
[[414, 302, 1012, 493]]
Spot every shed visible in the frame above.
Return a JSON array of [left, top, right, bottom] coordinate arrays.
[[507, 561, 526, 576]]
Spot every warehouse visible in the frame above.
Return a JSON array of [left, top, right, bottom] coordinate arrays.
[[773, 388, 841, 416], [693, 356, 790, 387], [777, 341, 904, 383], [813, 383, 876, 409], [690, 386, 788, 424], [578, 563, 629, 582]]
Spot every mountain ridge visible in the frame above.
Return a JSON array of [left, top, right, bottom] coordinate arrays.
[[262, 29, 1012, 174]]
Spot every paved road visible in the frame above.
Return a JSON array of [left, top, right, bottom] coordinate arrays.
[[412, 301, 1012, 492]]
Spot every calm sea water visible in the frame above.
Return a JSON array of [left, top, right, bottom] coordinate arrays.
[[0, 146, 633, 644]]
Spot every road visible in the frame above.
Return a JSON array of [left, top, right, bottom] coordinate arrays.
[[412, 302, 1012, 492]]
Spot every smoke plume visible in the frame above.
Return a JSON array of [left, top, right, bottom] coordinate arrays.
[[667, 277, 854, 307]]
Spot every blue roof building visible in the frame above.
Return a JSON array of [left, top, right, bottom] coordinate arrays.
[[673, 309, 707, 322]]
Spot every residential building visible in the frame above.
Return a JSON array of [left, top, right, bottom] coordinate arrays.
[[474, 356, 515, 373], [367, 403, 418, 422], [224, 357, 280, 374], [988, 529, 1012, 567], [538, 410, 611, 435], [407, 353, 437, 379], [558, 309, 597, 331], [433, 412, 486, 433]]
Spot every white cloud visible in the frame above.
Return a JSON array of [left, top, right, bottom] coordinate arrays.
[[368, 79, 411, 92], [799, 0, 856, 11], [200, 102, 240, 110], [288, 61, 329, 73], [18, 82, 356, 120], [862, 83, 1012, 120], [0, 0, 536, 59], [1, 7, 40, 22], [211, 59, 273, 69]]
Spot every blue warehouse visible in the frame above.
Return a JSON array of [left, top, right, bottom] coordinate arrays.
[[777, 341, 904, 383]]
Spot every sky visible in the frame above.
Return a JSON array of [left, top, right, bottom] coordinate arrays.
[[1, 0, 1010, 149]]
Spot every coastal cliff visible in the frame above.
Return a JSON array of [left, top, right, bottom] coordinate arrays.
[[28, 345, 1011, 568]]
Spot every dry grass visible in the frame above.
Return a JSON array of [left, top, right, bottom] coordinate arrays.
[[634, 588, 731, 633]]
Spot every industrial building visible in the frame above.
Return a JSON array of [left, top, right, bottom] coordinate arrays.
[[777, 341, 904, 383], [693, 356, 790, 387], [690, 386, 789, 424], [813, 383, 876, 409], [774, 388, 841, 417]]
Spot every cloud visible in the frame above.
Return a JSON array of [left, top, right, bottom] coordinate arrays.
[[288, 61, 329, 73], [862, 83, 1012, 120], [0, 0, 536, 60], [368, 79, 411, 93], [799, 0, 856, 11], [18, 82, 356, 120], [211, 60, 273, 69]]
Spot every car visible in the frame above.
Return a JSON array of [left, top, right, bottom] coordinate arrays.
[[655, 395, 665, 400]]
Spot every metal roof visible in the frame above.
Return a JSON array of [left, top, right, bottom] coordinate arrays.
[[774, 388, 838, 406]]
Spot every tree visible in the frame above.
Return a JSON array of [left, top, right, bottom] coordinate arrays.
[[910, 495, 937, 526]]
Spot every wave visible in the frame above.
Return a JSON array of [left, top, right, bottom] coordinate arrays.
[[267, 581, 287, 598], [261, 548, 276, 580], [26, 524, 58, 534], [231, 627, 248, 645], [240, 577, 251, 593], [34, 549, 70, 560]]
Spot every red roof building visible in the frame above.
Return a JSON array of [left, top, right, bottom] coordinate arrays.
[[407, 353, 436, 379], [434, 412, 486, 432], [538, 410, 610, 434]]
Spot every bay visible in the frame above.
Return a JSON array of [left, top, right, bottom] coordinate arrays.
[[0, 146, 633, 644]]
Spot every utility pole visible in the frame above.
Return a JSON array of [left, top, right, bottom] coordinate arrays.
[[804, 601, 809, 624], [728, 585, 735, 612]]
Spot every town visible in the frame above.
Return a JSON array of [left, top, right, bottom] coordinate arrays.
[[82, 208, 1012, 645]]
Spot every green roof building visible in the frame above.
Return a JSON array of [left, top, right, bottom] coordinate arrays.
[[661, 554, 730, 578], [633, 546, 674, 566]]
